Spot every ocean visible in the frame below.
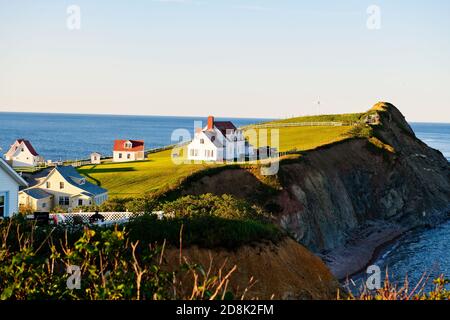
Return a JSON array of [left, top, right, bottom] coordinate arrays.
[[348, 122, 450, 292], [1, 112, 449, 288], [0, 112, 266, 161]]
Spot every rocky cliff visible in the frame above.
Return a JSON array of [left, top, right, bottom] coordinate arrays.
[[176, 103, 450, 279]]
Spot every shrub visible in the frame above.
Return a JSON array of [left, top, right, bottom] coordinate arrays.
[[0, 217, 244, 300], [99, 197, 131, 212], [158, 193, 269, 220]]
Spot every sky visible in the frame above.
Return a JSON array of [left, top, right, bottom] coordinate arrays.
[[0, 0, 449, 122]]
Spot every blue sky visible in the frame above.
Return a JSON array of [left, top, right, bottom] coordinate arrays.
[[0, 0, 449, 121]]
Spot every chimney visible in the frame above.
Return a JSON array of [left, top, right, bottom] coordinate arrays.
[[207, 116, 214, 130]]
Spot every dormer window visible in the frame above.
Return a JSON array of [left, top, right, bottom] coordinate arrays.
[[124, 141, 133, 149], [79, 178, 86, 185]]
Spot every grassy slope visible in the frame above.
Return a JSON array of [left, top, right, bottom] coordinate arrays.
[[78, 113, 364, 198], [78, 150, 220, 197], [273, 126, 353, 152]]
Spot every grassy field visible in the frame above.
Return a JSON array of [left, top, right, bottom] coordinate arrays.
[[78, 115, 361, 197], [267, 112, 364, 124], [258, 126, 353, 152], [78, 149, 220, 197]]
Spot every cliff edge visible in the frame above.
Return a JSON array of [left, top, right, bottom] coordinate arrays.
[[176, 102, 450, 279]]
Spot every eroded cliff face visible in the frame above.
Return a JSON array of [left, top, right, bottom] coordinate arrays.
[[164, 238, 339, 300], [178, 103, 450, 278]]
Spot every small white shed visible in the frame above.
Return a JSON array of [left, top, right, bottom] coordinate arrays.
[[90, 152, 102, 164]]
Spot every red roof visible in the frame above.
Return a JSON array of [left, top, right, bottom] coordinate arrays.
[[214, 121, 237, 136], [17, 139, 39, 156], [113, 140, 145, 152]]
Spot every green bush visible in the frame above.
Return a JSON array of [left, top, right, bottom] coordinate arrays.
[[0, 217, 242, 300], [126, 194, 283, 249], [127, 215, 282, 249]]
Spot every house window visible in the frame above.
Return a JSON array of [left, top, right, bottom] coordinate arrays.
[[78, 199, 83, 206], [59, 196, 70, 206], [60, 182, 64, 189], [119, 153, 122, 159], [200, 139, 205, 144], [127, 153, 131, 159], [46, 182, 51, 189], [42, 203, 47, 208], [125, 142, 132, 149], [211, 136, 216, 142], [21, 148, 24, 152], [0, 195, 5, 218]]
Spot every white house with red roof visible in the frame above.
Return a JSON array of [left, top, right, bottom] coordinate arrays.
[[4, 139, 44, 167], [187, 116, 252, 162], [113, 140, 145, 162]]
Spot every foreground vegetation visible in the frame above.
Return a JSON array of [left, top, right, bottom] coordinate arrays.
[[341, 274, 450, 300], [0, 218, 244, 300], [57, 193, 284, 249], [1, 194, 283, 300]]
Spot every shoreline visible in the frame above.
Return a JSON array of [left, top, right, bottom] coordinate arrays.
[[324, 215, 450, 283], [321, 222, 410, 281]]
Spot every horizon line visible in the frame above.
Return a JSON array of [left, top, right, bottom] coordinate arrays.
[[0, 110, 449, 125]]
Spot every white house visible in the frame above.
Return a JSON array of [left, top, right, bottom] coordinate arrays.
[[0, 158, 28, 218], [113, 140, 145, 162], [4, 139, 44, 167], [90, 152, 102, 164], [187, 116, 253, 162], [19, 166, 108, 212]]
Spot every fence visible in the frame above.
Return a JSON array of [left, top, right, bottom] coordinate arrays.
[[247, 121, 346, 129], [35, 211, 166, 227]]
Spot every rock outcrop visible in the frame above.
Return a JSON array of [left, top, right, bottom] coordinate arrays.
[[177, 103, 450, 279]]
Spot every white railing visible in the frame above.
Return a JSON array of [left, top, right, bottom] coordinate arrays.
[[41, 211, 165, 226], [247, 121, 346, 129]]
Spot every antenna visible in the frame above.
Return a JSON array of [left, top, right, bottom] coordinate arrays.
[[317, 97, 321, 115]]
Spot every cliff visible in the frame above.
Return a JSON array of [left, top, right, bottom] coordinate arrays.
[[176, 103, 450, 279], [164, 238, 339, 300]]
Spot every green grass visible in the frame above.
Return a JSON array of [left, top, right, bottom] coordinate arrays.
[[266, 112, 364, 124], [78, 149, 221, 197], [266, 126, 354, 152], [78, 113, 364, 197]]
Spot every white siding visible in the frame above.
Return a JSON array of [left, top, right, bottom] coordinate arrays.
[[187, 132, 221, 161], [113, 151, 145, 162], [0, 168, 20, 217]]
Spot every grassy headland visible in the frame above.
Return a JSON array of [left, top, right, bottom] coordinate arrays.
[[78, 108, 385, 198]]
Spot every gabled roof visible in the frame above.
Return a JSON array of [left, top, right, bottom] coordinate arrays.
[[113, 140, 145, 152], [22, 188, 52, 199], [202, 131, 224, 148], [17, 139, 40, 156], [214, 122, 237, 136], [53, 166, 108, 196], [0, 158, 28, 187]]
